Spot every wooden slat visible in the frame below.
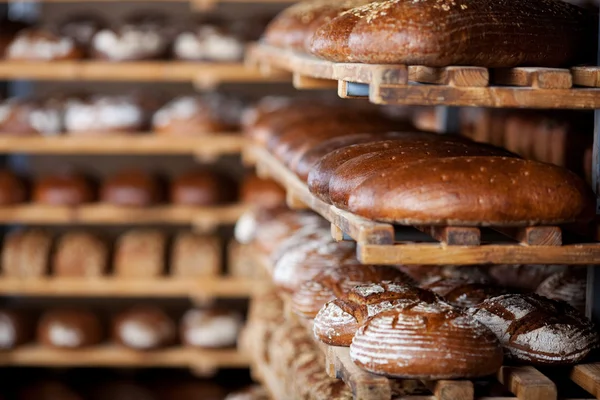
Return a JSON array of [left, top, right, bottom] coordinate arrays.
[[495, 226, 562, 246], [293, 73, 337, 89], [330, 207, 395, 245], [423, 380, 474, 400], [570, 363, 600, 398], [572, 67, 600, 88], [493, 68, 572, 89], [415, 226, 481, 246], [497, 366, 557, 400], [409, 66, 489, 87]]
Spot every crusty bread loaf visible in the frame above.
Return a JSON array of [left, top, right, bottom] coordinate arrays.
[[113, 306, 176, 350], [421, 278, 505, 308], [180, 309, 243, 348], [0, 170, 26, 205], [350, 302, 503, 378], [347, 157, 595, 226], [170, 232, 220, 278], [292, 264, 412, 319], [310, 0, 596, 67], [536, 268, 586, 312], [240, 174, 286, 209], [468, 293, 599, 365], [38, 309, 103, 348], [2, 229, 52, 278], [52, 232, 108, 278], [113, 229, 166, 278], [313, 282, 439, 346], [489, 264, 566, 291], [170, 170, 234, 206], [33, 172, 95, 205], [101, 169, 161, 207], [0, 309, 33, 349], [254, 210, 326, 256]]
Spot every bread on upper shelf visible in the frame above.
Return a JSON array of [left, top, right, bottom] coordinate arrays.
[[101, 169, 161, 207], [38, 309, 103, 349], [173, 24, 244, 62], [5, 28, 83, 61], [52, 231, 108, 278], [0, 170, 27, 205], [170, 232, 220, 278], [180, 309, 243, 348], [113, 229, 166, 278], [91, 18, 168, 61], [33, 171, 95, 206], [170, 169, 234, 206], [2, 229, 53, 278], [112, 306, 176, 350], [0, 98, 65, 136]]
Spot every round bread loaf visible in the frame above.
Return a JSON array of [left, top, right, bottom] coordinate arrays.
[[0, 170, 26, 205], [313, 281, 440, 346], [468, 293, 599, 365], [488, 264, 566, 291], [5, 29, 82, 60], [2, 229, 52, 278], [536, 268, 586, 312], [91, 26, 167, 61], [113, 229, 166, 278], [255, 211, 326, 256], [240, 174, 286, 208], [350, 302, 503, 379], [52, 232, 107, 278], [64, 95, 145, 134], [0, 309, 33, 349], [0, 98, 64, 136], [234, 206, 289, 245], [309, 0, 595, 67], [347, 157, 595, 226], [173, 25, 243, 61], [101, 169, 160, 207], [33, 172, 95, 205], [421, 278, 505, 308], [292, 264, 413, 319], [329, 141, 514, 209], [113, 306, 176, 350], [170, 170, 234, 206], [38, 309, 103, 348], [180, 309, 243, 348]]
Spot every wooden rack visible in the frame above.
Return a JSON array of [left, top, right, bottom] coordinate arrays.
[[249, 144, 600, 265], [247, 44, 600, 109]]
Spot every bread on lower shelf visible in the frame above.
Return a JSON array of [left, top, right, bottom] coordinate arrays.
[[113, 229, 166, 278], [536, 268, 586, 312], [33, 172, 95, 206], [180, 309, 243, 348], [420, 277, 506, 308], [52, 231, 108, 278], [0, 309, 33, 349], [38, 309, 103, 349], [112, 306, 176, 350], [2, 229, 52, 278]]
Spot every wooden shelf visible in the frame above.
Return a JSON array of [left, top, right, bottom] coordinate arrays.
[[0, 344, 249, 369], [0, 203, 247, 228], [250, 144, 600, 265], [0, 277, 263, 298], [0, 134, 243, 157], [247, 43, 600, 109]]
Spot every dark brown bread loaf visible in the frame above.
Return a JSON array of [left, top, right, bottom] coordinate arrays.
[[52, 232, 108, 278], [180, 309, 243, 348], [38, 309, 103, 348], [292, 264, 413, 319], [468, 293, 599, 365], [33, 172, 95, 205], [536, 268, 586, 312], [170, 232, 220, 278], [329, 141, 515, 209], [240, 173, 286, 208], [421, 278, 505, 308], [113, 229, 166, 278], [113, 306, 176, 350], [0, 170, 26, 205], [350, 302, 503, 379], [310, 0, 597, 67], [0, 309, 33, 349], [313, 282, 439, 346], [101, 169, 161, 207], [170, 170, 234, 206], [2, 229, 52, 278], [489, 264, 566, 291], [347, 157, 595, 226]]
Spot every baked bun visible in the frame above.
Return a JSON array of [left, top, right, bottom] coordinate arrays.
[[313, 282, 439, 346], [64, 95, 145, 134], [310, 0, 595, 67], [292, 264, 413, 319], [57, 14, 106, 50], [0, 98, 64, 136], [101, 169, 161, 207], [536, 268, 586, 312], [52, 232, 108, 278], [0, 170, 26, 205], [350, 302, 503, 378], [468, 293, 599, 365], [114, 229, 166, 278], [2, 229, 52, 278], [488, 264, 567, 291], [5, 29, 82, 60], [33, 172, 95, 205], [0, 309, 33, 349], [170, 170, 234, 206], [152, 95, 241, 135], [240, 173, 286, 209], [173, 25, 243, 61], [170, 232, 220, 277], [180, 309, 243, 348], [347, 157, 595, 226], [113, 306, 176, 350], [38, 309, 103, 349], [91, 25, 167, 61], [421, 278, 505, 308]]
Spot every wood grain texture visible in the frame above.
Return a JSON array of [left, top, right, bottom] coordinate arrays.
[[495, 226, 562, 246], [415, 226, 481, 246], [424, 380, 474, 400], [570, 363, 600, 397], [493, 68, 573, 89], [293, 73, 337, 89], [409, 66, 489, 87], [571, 66, 600, 87], [497, 366, 557, 400]]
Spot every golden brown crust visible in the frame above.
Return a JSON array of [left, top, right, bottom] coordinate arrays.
[[38, 309, 103, 348], [34, 172, 95, 206], [170, 233, 220, 278], [113, 229, 166, 278], [240, 173, 286, 208], [2, 229, 52, 278], [52, 232, 108, 278], [101, 170, 161, 207]]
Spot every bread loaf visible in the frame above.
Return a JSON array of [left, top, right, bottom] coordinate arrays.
[[255, 210, 326, 256], [0, 309, 33, 349], [421, 278, 505, 308], [180, 309, 243, 348], [2, 229, 52, 278], [489, 264, 566, 291], [38, 309, 103, 348], [310, 0, 596, 67], [170, 170, 234, 206], [101, 170, 161, 207], [240, 174, 286, 209], [112, 306, 176, 350], [0, 170, 26, 205], [170, 232, 220, 277], [113, 229, 166, 278], [350, 302, 503, 378], [33, 172, 95, 205], [536, 268, 586, 312], [468, 293, 599, 365], [313, 282, 439, 346], [292, 264, 412, 319], [347, 157, 595, 226], [52, 232, 108, 278], [6, 29, 82, 61]]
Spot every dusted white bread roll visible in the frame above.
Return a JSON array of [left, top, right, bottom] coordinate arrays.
[[113, 307, 176, 350], [64, 95, 144, 134], [180, 309, 242, 348], [92, 26, 166, 61], [6, 29, 81, 60], [173, 26, 243, 61]]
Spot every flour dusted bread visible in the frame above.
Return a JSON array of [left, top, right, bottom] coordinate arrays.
[[64, 95, 145, 134], [113, 306, 175, 350], [536, 269, 586, 312], [5, 28, 82, 60], [113, 229, 166, 278], [180, 309, 243, 348], [350, 302, 503, 379], [170, 232, 220, 277], [489, 264, 566, 291], [38, 309, 103, 348], [468, 293, 599, 365], [101, 169, 161, 207], [310, 0, 596, 67], [2, 229, 52, 278], [52, 232, 108, 278], [34, 172, 95, 205], [0, 309, 33, 349], [313, 282, 440, 346], [421, 278, 505, 308], [0, 98, 64, 136], [348, 157, 595, 226]]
